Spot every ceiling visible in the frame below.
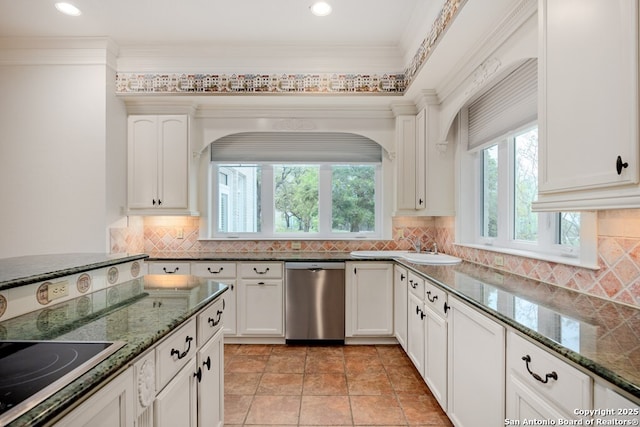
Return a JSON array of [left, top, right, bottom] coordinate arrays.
[[0, 0, 439, 60]]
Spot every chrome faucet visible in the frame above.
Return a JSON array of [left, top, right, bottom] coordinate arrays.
[[431, 242, 438, 254], [409, 237, 421, 253]]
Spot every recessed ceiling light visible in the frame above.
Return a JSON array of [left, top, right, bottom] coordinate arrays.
[[55, 2, 82, 16], [310, 1, 332, 17]]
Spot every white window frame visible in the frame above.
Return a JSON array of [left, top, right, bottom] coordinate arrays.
[[207, 162, 383, 240], [457, 121, 598, 269]]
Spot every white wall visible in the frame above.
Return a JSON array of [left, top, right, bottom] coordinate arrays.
[[0, 41, 126, 258]]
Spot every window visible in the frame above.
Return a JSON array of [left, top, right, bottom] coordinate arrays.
[[211, 161, 381, 239], [217, 165, 260, 233], [476, 124, 581, 253], [208, 132, 384, 239], [459, 122, 597, 267]]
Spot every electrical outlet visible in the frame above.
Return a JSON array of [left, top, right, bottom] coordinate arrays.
[[49, 281, 69, 301], [176, 228, 184, 239], [494, 256, 504, 267], [291, 242, 302, 250]]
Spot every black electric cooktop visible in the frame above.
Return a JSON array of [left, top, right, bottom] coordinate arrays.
[[0, 340, 124, 425]]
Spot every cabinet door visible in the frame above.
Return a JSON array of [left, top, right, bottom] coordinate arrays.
[[415, 109, 427, 209], [447, 297, 505, 427], [237, 280, 283, 335], [157, 116, 189, 209], [396, 115, 419, 210], [424, 306, 447, 410], [221, 281, 237, 335], [507, 373, 567, 422], [594, 382, 640, 422], [539, 0, 639, 194], [407, 291, 425, 376], [155, 358, 197, 427], [128, 116, 159, 209], [393, 265, 408, 351], [127, 115, 190, 212], [59, 368, 134, 427], [198, 329, 224, 427], [345, 262, 394, 336]]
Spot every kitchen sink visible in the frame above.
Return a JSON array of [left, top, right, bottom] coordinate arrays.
[[350, 250, 409, 258], [350, 250, 461, 265], [401, 252, 461, 265]]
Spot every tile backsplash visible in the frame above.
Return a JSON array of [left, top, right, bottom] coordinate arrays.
[[110, 211, 640, 308]]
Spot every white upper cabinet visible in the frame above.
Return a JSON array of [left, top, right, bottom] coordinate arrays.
[[128, 115, 197, 215], [394, 97, 455, 215], [396, 114, 420, 211], [535, 0, 639, 211]]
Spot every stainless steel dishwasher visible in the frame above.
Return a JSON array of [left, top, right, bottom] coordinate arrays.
[[285, 262, 345, 343]]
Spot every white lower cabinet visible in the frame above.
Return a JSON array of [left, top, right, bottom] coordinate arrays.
[[131, 294, 226, 427], [58, 367, 134, 427], [407, 271, 426, 375], [594, 382, 640, 422], [393, 265, 408, 351], [423, 280, 448, 410], [196, 328, 224, 427], [155, 358, 197, 427], [237, 280, 283, 335], [345, 262, 394, 337], [447, 296, 505, 427], [506, 331, 592, 422]]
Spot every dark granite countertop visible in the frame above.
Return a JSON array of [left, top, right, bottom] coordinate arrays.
[[0, 253, 149, 291], [147, 251, 355, 262], [0, 275, 228, 427]]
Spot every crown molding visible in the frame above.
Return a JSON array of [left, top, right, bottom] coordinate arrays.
[[436, 0, 537, 102], [123, 96, 398, 119], [390, 101, 417, 117]]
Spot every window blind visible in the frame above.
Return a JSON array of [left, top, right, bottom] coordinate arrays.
[[210, 132, 383, 163], [467, 58, 537, 150]]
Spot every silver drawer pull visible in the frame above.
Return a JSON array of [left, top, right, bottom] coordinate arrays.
[[522, 355, 558, 384]]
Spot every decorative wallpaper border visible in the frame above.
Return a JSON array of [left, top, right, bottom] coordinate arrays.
[[115, 73, 407, 95], [115, 0, 464, 95]]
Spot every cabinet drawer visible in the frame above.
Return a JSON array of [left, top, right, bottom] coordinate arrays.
[[240, 262, 283, 279], [148, 262, 191, 275], [424, 280, 448, 318], [197, 297, 225, 346], [156, 318, 197, 391], [507, 332, 592, 416], [407, 271, 424, 299], [191, 262, 236, 279]]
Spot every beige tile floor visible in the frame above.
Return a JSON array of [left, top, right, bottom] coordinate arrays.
[[224, 344, 453, 426]]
